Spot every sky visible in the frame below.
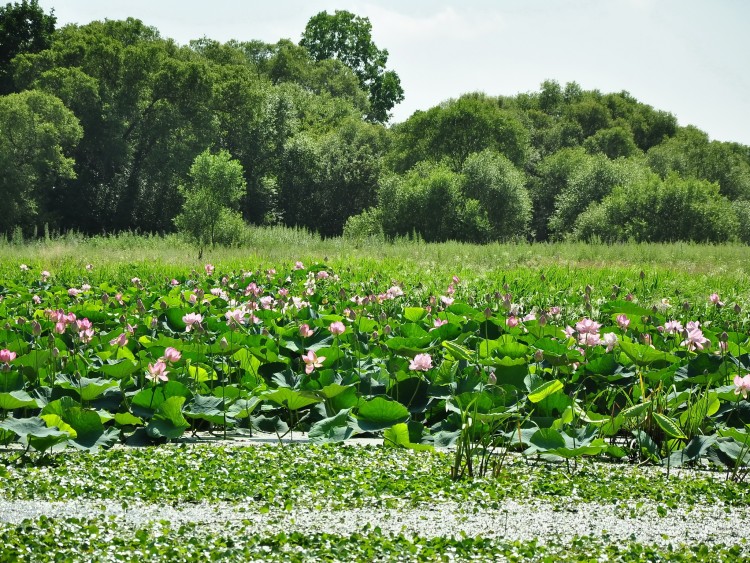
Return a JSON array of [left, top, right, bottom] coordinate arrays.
[[37, 0, 750, 145]]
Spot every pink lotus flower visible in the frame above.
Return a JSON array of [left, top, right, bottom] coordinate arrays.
[[681, 321, 710, 351], [329, 321, 346, 335], [85, 264, 93, 271], [302, 350, 325, 374], [131, 277, 141, 285], [204, 264, 215, 276], [446, 284, 455, 296], [0, 349, 16, 364], [19, 264, 29, 272], [430, 318, 448, 331], [225, 308, 247, 327], [506, 316, 519, 328], [452, 275, 460, 284], [549, 306, 561, 316], [563, 325, 576, 339], [578, 332, 603, 347], [709, 293, 724, 307], [663, 320, 684, 335], [260, 296, 275, 309], [316, 271, 330, 280], [109, 333, 128, 347], [440, 296, 454, 307], [386, 285, 404, 299], [68, 288, 80, 297], [32, 295, 41, 304], [409, 353, 433, 371], [299, 324, 314, 338], [245, 282, 261, 297], [182, 312, 203, 332], [278, 288, 289, 297], [146, 361, 169, 383], [294, 261, 305, 270], [734, 374, 750, 399], [41, 270, 50, 280], [76, 318, 94, 343], [171, 279, 180, 286], [575, 318, 601, 335], [603, 332, 618, 352], [616, 314, 630, 330], [163, 347, 182, 363]]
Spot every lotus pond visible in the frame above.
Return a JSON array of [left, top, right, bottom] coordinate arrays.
[[2, 240, 750, 560]]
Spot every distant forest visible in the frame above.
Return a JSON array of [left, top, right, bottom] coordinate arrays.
[[2, 1, 750, 244]]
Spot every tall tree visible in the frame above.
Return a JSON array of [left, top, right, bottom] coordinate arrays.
[[300, 10, 403, 123], [0, 0, 55, 94], [0, 89, 82, 233]]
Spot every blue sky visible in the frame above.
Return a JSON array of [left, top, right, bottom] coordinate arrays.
[[38, 0, 750, 145]]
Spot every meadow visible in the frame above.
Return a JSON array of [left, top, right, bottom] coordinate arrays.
[[1, 231, 750, 561]]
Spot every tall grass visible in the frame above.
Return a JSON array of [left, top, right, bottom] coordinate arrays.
[[0, 227, 748, 303]]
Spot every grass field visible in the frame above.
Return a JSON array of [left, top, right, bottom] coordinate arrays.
[[1, 231, 750, 561]]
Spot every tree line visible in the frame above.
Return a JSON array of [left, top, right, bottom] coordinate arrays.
[[2, 1, 750, 244]]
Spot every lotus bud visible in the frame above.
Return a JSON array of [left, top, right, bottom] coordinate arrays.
[[219, 337, 229, 350], [150, 317, 158, 329], [16, 317, 26, 326], [101, 292, 109, 304], [487, 371, 497, 385], [735, 303, 742, 314], [383, 324, 392, 335], [540, 273, 545, 282], [483, 307, 492, 319], [32, 321, 42, 336], [683, 301, 691, 311], [585, 284, 592, 295], [136, 298, 145, 313], [538, 314, 547, 327], [379, 312, 387, 322], [720, 331, 729, 342], [625, 293, 634, 302], [640, 270, 645, 280], [534, 349, 545, 363], [160, 300, 167, 310]]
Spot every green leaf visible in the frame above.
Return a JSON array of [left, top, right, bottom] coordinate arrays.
[[619, 341, 678, 367], [403, 307, 427, 322], [0, 390, 38, 410], [441, 340, 473, 362], [54, 375, 119, 402], [99, 359, 139, 379], [528, 428, 566, 451], [308, 408, 354, 443], [355, 396, 410, 431], [528, 380, 564, 403], [263, 388, 322, 411], [146, 396, 190, 440], [0, 416, 70, 452], [114, 412, 143, 427], [383, 422, 434, 452], [620, 401, 652, 418], [652, 412, 686, 440], [66, 408, 117, 451]]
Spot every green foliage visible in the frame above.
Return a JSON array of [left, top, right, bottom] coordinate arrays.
[[343, 207, 385, 242], [378, 162, 484, 242], [583, 124, 640, 159], [0, 0, 55, 94], [0, 89, 82, 234], [300, 10, 404, 123], [390, 93, 529, 171], [573, 173, 740, 242], [174, 149, 247, 252], [547, 153, 650, 240], [461, 150, 531, 239]]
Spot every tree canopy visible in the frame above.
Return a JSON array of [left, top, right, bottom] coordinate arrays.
[[1, 4, 749, 245]]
